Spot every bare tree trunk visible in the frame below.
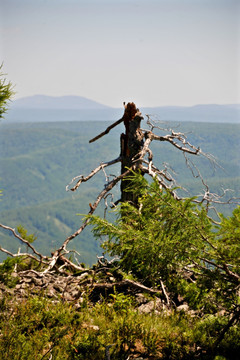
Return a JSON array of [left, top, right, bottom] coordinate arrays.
[[120, 103, 144, 205]]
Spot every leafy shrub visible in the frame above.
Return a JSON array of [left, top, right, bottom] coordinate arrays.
[[0, 257, 20, 287]]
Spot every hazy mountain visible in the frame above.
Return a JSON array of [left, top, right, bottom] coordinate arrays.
[[12, 95, 111, 110], [142, 104, 240, 123], [5, 95, 240, 123]]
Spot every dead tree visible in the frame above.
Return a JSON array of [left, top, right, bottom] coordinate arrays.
[[119, 103, 144, 204], [0, 102, 239, 274], [90, 102, 144, 205]]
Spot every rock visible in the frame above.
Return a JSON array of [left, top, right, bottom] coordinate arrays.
[[53, 284, 64, 293], [138, 298, 162, 314], [11, 272, 19, 278], [16, 288, 27, 297], [73, 303, 81, 310], [0, 284, 13, 297], [21, 277, 33, 283], [19, 282, 28, 289], [135, 293, 148, 305], [46, 288, 58, 299], [32, 277, 44, 286], [62, 292, 73, 301], [82, 323, 99, 331], [70, 289, 80, 298], [177, 304, 189, 312], [89, 325, 99, 331]]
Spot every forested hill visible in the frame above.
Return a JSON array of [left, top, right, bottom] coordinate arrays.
[[0, 120, 239, 265]]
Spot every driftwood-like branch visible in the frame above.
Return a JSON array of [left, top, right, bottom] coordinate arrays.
[[89, 278, 162, 301], [145, 115, 181, 133], [160, 279, 170, 305], [132, 127, 238, 207], [89, 102, 142, 144], [53, 253, 86, 272], [89, 118, 124, 143], [141, 165, 180, 199], [0, 224, 48, 263], [44, 169, 132, 273], [151, 131, 201, 155], [133, 130, 202, 174], [66, 156, 121, 192], [182, 153, 240, 207], [0, 246, 48, 265]]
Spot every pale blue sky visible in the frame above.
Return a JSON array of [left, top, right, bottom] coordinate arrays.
[[1, 0, 239, 107]]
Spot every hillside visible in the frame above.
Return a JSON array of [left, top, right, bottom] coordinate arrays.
[[0, 120, 239, 265], [0, 121, 122, 264]]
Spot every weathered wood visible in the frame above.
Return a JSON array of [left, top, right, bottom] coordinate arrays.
[[120, 103, 144, 205], [89, 118, 124, 143], [88, 102, 145, 206]]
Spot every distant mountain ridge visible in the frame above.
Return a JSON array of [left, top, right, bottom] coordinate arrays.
[[7, 95, 240, 123], [12, 95, 111, 110], [143, 104, 240, 123]]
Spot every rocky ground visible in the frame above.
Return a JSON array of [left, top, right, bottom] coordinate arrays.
[[0, 264, 191, 316]]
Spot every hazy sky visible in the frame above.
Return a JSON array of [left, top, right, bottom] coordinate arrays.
[[1, 0, 239, 107]]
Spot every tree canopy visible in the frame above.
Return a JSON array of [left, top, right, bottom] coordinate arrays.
[[90, 172, 240, 351]]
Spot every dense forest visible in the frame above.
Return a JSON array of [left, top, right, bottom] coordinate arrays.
[[0, 120, 239, 264]]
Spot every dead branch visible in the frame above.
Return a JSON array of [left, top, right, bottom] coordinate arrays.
[[104, 193, 116, 218], [183, 155, 240, 207], [141, 160, 175, 183], [145, 115, 181, 133], [160, 279, 170, 305], [66, 156, 121, 192], [51, 253, 85, 272], [89, 102, 141, 144], [132, 126, 238, 207], [43, 169, 132, 273], [133, 132, 153, 163], [141, 166, 180, 200], [0, 224, 48, 263], [132, 129, 202, 176], [89, 118, 124, 143], [0, 246, 48, 265], [89, 278, 162, 301], [151, 131, 201, 155]]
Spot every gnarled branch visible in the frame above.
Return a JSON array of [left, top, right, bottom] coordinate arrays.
[[66, 156, 121, 192], [0, 224, 48, 263]]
